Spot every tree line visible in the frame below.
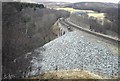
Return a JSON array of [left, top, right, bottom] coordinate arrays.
[[2, 2, 70, 79], [4, 2, 45, 11]]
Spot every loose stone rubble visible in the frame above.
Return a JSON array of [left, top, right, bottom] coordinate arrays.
[[27, 31, 118, 78]]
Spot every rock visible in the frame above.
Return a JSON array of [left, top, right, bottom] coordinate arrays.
[[28, 31, 118, 78]]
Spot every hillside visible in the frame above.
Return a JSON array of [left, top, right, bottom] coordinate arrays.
[[2, 2, 119, 79], [2, 2, 70, 79], [66, 2, 118, 11], [40, 2, 70, 8], [64, 2, 119, 37]]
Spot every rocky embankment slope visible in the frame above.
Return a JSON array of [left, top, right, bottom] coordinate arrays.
[[26, 31, 118, 79]]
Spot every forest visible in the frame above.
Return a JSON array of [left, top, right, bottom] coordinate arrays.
[[2, 2, 70, 78], [68, 2, 119, 36]]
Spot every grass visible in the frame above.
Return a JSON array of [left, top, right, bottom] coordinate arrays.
[[30, 69, 106, 79], [87, 13, 105, 20], [55, 7, 94, 13], [55, 7, 108, 23]]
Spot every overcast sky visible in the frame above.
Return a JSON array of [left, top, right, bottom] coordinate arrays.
[[14, 0, 119, 3], [49, 0, 119, 3]]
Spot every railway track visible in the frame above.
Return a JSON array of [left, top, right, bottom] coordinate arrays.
[[59, 18, 120, 46]]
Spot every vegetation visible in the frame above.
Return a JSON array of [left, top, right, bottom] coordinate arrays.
[[2, 2, 70, 78], [66, 2, 118, 12], [2, 2, 119, 79], [66, 2, 119, 36], [31, 70, 103, 79], [55, 7, 94, 13], [68, 2, 119, 37], [4, 2, 45, 11], [70, 12, 118, 37]]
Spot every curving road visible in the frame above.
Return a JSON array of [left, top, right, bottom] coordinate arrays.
[[59, 18, 119, 46], [27, 31, 118, 79], [18, 17, 119, 79]]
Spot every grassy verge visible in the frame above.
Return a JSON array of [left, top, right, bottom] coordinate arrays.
[[30, 69, 106, 79]]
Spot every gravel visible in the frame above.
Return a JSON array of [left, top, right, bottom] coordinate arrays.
[[27, 31, 118, 78]]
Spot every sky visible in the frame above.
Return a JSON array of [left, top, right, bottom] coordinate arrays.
[[49, 0, 119, 3], [13, 0, 119, 3]]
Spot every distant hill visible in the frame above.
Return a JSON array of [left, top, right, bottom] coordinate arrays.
[[40, 2, 70, 8], [65, 2, 118, 12]]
